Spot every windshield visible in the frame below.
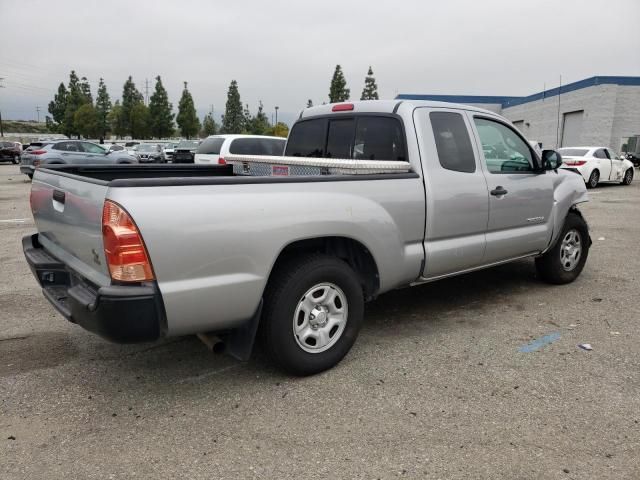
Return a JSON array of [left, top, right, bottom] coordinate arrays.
[[177, 140, 199, 149], [137, 144, 159, 152], [558, 148, 589, 157]]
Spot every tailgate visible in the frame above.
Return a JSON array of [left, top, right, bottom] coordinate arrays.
[[31, 168, 111, 286]]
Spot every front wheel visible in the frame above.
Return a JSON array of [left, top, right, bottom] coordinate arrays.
[[621, 168, 633, 185], [260, 254, 364, 375], [587, 170, 599, 189], [535, 211, 590, 285]]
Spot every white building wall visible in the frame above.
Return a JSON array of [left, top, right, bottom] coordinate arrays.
[[501, 84, 624, 149], [611, 86, 640, 151]]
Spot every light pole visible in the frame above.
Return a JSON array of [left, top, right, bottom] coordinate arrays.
[[274, 106, 279, 129]]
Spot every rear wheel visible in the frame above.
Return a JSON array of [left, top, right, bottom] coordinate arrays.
[[535, 212, 590, 284], [621, 168, 633, 185], [260, 254, 364, 375], [587, 170, 599, 188]]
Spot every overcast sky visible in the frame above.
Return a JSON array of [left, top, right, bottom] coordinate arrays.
[[1, 0, 639, 125]]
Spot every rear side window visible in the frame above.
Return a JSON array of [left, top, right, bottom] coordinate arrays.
[[285, 120, 325, 157], [229, 138, 286, 156], [197, 137, 225, 155], [53, 142, 80, 152], [593, 149, 607, 159], [429, 112, 476, 173], [353, 117, 406, 161]]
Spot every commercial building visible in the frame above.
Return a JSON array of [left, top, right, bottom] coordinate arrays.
[[397, 76, 640, 152]]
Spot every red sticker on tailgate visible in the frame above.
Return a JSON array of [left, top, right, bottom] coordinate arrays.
[[271, 165, 289, 176]]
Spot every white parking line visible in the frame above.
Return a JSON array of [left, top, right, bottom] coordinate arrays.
[[0, 218, 32, 223]]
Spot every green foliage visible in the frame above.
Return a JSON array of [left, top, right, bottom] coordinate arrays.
[[80, 76, 93, 104], [74, 103, 98, 138], [108, 101, 126, 138], [328, 65, 350, 103], [63, 70, 90, 137], [200, 113, 218, 137], [176, 81, 200, 139], [2, 120, 52, 134], [360, 66, 379, 100], [121, 76, 144, 137], [306, 99, 313, 108], [95, 78, 112, 139], [246, 101, 270, 135], [130, 103, 151, 139], [47, 82, 68, 129], [265, 122, 289, 138], [148, 76, 174, 138], [221, 80, 244, 134]]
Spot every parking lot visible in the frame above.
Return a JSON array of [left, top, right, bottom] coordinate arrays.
[[1, 163, 639, 479]]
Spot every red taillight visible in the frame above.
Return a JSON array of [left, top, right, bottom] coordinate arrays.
[[332, 103, 354, 112], [563, 160, 587, 166], [102, 200, 154, 282], [218, 157, 226, 165], [31, 149, 46, 155]]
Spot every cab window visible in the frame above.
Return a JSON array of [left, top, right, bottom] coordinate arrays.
[[430, 112, 476, 173], [474, 117, 534, 173], [285, 119, 325, 157]]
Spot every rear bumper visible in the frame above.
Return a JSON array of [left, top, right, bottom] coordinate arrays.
[[22, 234, 164, 343]]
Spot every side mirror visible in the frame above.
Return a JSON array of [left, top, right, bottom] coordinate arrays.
[[541, 149, 562, 170]]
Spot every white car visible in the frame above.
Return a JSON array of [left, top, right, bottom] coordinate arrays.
[[558, 146, 634, 188], [194, 134, 286, 165]]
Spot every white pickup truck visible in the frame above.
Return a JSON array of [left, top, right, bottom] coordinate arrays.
[[23, 100, 590, 375]]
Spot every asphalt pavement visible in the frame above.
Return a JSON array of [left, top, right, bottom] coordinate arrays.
[[1, 163, 639, 479]]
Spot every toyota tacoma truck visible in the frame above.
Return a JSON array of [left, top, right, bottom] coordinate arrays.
[[23, 100, 590, 375]]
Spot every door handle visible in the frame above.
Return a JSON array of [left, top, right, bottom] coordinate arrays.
[[490, 186, 508, 196]]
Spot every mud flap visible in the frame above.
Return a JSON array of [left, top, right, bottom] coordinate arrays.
[[222, 300, 263, 361]]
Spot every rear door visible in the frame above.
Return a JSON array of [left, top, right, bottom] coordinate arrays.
[[414, 108, 489, 277], [470, 115, 554, 263], [53, 141, 86, 163], [593, 148, 612, 180]]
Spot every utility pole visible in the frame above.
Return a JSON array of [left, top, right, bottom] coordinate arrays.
[[274, 106, 279, 127], [144, 78, 150, 105], [36, 106, 41, 123], [0, 77, 4, 137]]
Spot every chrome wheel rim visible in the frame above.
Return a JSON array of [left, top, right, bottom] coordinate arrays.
[[293, 283, 348, 353], [625, 170, 633, 184], [590, 172, 599, 187], [560, 229, 582, 271]]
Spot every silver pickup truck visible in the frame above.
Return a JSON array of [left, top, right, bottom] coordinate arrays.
[[23, 100, 590, 375]]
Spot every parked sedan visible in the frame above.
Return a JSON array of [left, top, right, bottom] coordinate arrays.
[[20, 140, 137, 179], [172, 140, 200, 163], [0, 141, 22, 164], [559, 146, 634, 188], [136, 143, 166, 163]]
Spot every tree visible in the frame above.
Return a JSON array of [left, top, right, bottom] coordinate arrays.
[[247, 101, 270, 135], [80, 76, 93, 104], [266, 122, 289, 138], [74, 103, 98, 138], [200, 113, 218, 137], [47, 82, 68, 130], [328, 65, 350, 103], [176, 81, 200, 139], [63, 70, 88, 137], [130, 103, 150, 139], [148, 75, 174, 138], [121, 76, 144, 137], [108, 100, 126, 139], [360, 66, 379, 100], [95, 78, 112, 140], [221, 80, 244, 134], [306, 99, 313, 108]]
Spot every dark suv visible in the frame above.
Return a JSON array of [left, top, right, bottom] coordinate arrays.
[[172, 140, 200, 163], [0, 141, 21, 164]]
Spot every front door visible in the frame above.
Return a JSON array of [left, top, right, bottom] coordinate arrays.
[[414, 108, 489, 278], [470, 115, 555, 263], [606, 148, 625, 182]]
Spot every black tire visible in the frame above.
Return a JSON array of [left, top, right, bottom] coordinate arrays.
[[27, 173, 33, 180], [621, 168, 633, 185], [260, 254, 364, 376], [587, 170, 599, 189], [535, 212, 590, 285]]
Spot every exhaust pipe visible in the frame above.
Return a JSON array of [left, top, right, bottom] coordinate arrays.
[[196, 333, 226, 354]]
